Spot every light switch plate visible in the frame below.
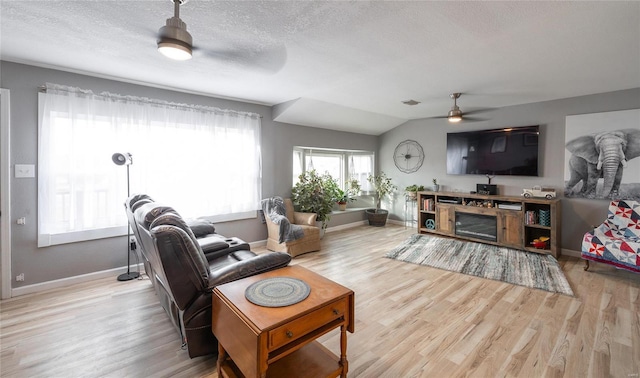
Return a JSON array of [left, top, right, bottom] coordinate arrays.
[[15, 164, 35, 178]]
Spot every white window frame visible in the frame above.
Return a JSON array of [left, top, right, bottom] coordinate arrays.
[[293, 146, 375, 192], [38, 84, 262, 247]]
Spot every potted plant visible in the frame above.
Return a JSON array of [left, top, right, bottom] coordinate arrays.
[[335, 188, 349, 211], [404, 184, 425, 199], [291, 170, 339, 231], [365, 172, 397, 226], [335, 179, 362, 211], [432, 178, 439, 192]]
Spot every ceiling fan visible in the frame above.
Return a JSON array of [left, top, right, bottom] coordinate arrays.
[[154, 0, 287, 73], [157, 0, 193, 61], [432, 93, 492, 123]]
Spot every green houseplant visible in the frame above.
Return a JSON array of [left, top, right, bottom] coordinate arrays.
[[291, 170, 339, 230], [335, 178, 362, 211], [404, 184, 425, 199], [365, 172, 397, 226]]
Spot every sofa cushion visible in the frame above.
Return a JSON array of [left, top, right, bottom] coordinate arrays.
[[134, 202, 178, 230], [127, 193, 153, 211], [187, 219, 216, 238]]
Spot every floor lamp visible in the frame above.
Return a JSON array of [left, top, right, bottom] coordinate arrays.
[[112, 152, 140, 281]]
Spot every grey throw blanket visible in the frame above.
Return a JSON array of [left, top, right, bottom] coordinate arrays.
[[261, 197, 304, 243]]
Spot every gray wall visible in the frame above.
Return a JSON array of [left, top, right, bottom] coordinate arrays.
[[3, 60, 638, 288], [0, 61, 376, 287], [379, 88, 640, 252]]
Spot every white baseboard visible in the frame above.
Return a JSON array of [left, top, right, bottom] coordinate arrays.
[[250, 240, 267, 248], [11, 264, 144, 297]]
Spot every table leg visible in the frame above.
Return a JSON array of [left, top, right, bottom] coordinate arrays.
[[217, 342, 227, 376], [340, 324, 348, 377]]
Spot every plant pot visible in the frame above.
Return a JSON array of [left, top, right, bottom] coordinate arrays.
[[407, 192, 417, 200], [433, 184, 440, 192], [338, 202, 347, 211], [315, 221, 326, 239], [365, 208, 389, 227]]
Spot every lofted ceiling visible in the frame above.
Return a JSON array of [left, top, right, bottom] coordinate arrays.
[[1, 1, 639, 135]]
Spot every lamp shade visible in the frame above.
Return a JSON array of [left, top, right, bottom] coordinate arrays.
[[112, 152, 133, 166]]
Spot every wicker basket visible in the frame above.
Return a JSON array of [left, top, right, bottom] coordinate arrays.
[[366, 209, 389, 227]]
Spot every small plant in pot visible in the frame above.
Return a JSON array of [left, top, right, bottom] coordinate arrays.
[[366, 172, 397, 226], [335, 189, 349, 211], [432, 178, 439, 192], [335, 179, 362, 211], [291, 169, 338, 231], [405, 184, 425, 199]]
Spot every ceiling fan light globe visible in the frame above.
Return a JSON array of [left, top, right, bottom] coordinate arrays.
[[447, 108, 462, 123], [158, 43, 192, 60]]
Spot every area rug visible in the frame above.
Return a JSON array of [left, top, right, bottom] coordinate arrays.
[[386, 234, 574, 296]]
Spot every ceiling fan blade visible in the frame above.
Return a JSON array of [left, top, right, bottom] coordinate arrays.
[[460, 116, 489, 122], [463, 108, 496, 116], [193, 44, 287, 74]]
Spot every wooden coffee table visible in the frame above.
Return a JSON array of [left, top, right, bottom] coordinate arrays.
[[212, 265, 355, 378]]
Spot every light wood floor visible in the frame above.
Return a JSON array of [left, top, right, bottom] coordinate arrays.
[[1, 225, 639, 377]]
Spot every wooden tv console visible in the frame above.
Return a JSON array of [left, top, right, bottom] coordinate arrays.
[[417, 191, 561, 258]]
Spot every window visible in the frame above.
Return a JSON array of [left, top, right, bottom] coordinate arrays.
[[293, 147, 374, 192], [38, 83, 262, 247]]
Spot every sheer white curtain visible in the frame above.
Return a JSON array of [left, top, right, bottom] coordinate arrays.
[[38, 83, 261, 247]]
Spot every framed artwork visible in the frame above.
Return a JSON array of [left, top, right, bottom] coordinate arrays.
[[564, 109, 640, 200]]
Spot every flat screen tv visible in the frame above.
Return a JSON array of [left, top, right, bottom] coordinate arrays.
[[446, 125, 539, 176]]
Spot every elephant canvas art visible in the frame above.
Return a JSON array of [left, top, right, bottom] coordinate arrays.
[[564, 110, 640, 200]]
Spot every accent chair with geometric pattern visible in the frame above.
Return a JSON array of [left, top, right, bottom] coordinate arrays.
[[581, 199, 640, 273]]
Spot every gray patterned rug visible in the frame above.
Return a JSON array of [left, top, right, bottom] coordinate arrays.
[[386, 234, 574, 296]]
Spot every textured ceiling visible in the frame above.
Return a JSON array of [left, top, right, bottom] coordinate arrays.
[[1, 1, 639, 135]]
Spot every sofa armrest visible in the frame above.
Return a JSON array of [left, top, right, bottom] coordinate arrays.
[[207, 252, 292, 288], [198, 237, 230, 255], [293, 212, 317, 226]]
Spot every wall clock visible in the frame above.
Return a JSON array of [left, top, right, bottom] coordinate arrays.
[[394, 139, 424, 173]]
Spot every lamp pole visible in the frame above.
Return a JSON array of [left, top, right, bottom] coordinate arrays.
[[113, 152, 140, 281]]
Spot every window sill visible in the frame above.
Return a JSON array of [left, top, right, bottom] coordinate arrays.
[[331, 207, 367, 215]]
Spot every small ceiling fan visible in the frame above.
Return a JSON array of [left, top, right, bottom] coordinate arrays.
[[154, 0, 287, 73], [432, 93, 493, 123]]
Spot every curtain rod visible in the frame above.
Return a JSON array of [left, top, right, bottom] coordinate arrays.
[[38, 84, 264, 118]]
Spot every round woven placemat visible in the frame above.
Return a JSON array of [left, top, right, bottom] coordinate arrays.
[[244, 277, 311, 307]]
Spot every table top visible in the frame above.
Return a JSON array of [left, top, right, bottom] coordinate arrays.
[[214, 265, 354, 332]]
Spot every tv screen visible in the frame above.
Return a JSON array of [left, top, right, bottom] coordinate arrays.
[[446, 125, 539, 176]]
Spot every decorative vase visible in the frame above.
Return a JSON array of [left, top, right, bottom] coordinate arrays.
[[365, 208, 389, 227]]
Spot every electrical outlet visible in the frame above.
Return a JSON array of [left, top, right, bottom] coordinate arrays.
[[16, 217, 26, 225], [16, 273, 24, 282], [15, 164, 35, 178]]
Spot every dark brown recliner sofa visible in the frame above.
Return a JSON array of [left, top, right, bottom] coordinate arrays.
[[125, 194, 291, 357]]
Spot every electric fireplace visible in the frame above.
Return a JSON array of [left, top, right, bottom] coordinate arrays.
[[454, 212, 497, 242]]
